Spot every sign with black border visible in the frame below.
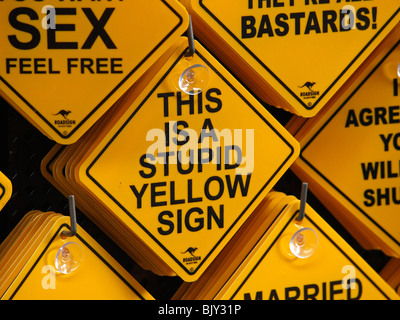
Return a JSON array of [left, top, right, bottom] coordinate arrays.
[[227, 211, 394, 300], [0, 0, 188, 144], [7, 224, 149, 300], [299, 39, 400, 250], [80, 40, 299, 280], [187, 1, 400, 116]]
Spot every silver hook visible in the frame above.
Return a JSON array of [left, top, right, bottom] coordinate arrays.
[[185, 15, 195, 58], [61, 195, 77, 238], [296, 182, 308, 222]]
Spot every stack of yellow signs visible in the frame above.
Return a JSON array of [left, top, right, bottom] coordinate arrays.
[[180, 1, 400, 118], [172, 190, 297, 300], [0, 211, 153, 300], [0, 0, 188, 144], [289, 27, 400, 258], [0, 171, 12, 212], [0, 211, 154, 300], [380, 258, 400, 296], [40, 36, 300, 282], [174, 191, 399, 300]]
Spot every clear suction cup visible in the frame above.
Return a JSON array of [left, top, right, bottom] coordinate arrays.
[[55, 242, 83, 274], [289, 227, 318, 259], [397, 63, 400, 78], [179, 64, 209, 95]]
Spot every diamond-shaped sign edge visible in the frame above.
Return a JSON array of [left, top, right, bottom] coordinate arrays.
[[6, 222, 150, 300], [198, 1, 400, 111], [228, 211, 395, 300], [299, 40, 400, 247], [0, 0, 186, 140], [84, 48, 298, 276]]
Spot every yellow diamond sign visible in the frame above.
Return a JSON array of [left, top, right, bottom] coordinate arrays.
[[0, 171, 11, 212], [0, 0, 188, 144], [76, 38, 299, 281], [0, 212, 154, 300], [291, 31, 400, 258], [217, 199, 399, 300], [184, 0, 400, 117]]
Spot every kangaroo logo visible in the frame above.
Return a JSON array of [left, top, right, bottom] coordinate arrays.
[[182, 247, 198, 256], [298, 81, 316, 92], [53, 110, 72, 119]]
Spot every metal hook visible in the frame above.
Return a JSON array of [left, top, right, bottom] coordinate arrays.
[[61, 195, 77, 238], [185, 15, 195, 58], [296, 182, 308, 222]]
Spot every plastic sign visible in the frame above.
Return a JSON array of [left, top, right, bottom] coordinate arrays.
[[0, 212, 154, 300], [0, 0, 189, 144], [41, 143, 68, 197], [74, 37, 299, 282], [0, 171, 12, 212], [183, 0, 400, 117], [216, 198, 399, 300], [173, 191, 297, 300], [291, 31, 400, 258]]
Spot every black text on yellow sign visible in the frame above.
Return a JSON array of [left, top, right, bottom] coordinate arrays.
[[77, 38, 299, 281], [185, 0, 400, 117], [0, 1, 188, 144], [345, 97, 400, 208], [132, 89, 253, 237], [6, 6, 122, 75], [242, 0, 378, 38], [291, 33, 400, 257]]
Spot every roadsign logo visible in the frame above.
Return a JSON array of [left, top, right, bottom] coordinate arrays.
[[182, 247, 198, 257], [299, 82, 316, 92], [53, 110, 72, 120], [181, 247, 202, 270]]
